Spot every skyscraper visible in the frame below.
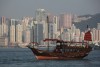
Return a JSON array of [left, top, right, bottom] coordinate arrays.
[[66, 32, 70, 41], [34, 23, 43, 44], [95, 29, 98, 41], [0, 24, 2, 36], [9, 19, 16, 45], [22, 17, 33, 31], [11, 19, 15, 25], [35, 9, 47, 22], [1, 16, 6, 24], [53, 16, 59, 32], [10, 25, 15, 44], [75, 29, 80, 37], [59, 13, 72, 28], [1, 16, 8, 36], [16, 24, 22, 43], [80, 32, 85, 40], [71, 24, 76, 33], [98, 30, 100, 42], [91, 28, 96, 41], [23, 29, 30, 43], [0, 37, 8, 47], [91, 28, 100, 42], [97, 23, 100, 30]]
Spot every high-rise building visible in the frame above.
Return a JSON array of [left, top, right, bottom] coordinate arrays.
[[93, 29, 100, 42], [66, 32, 70, 41], [22, 17, 31, 31], [80, 32, 85, 40], [91, 28, 100, 42], [71, 24, 76, 33], [95, 29, 98, 41], [29, 21, 35, 42], [16, 24, 22, 43], [91, 28, 96, 41], [53, 16, 59, 32], [98, 30, 100, 41], [11, 19, 15, 25], [70, 33, 75, 41], [9, 19, 16, 44], [1, 24, 8, 36], [34, 23, 43, 44], [59, 13, 72, 28], [35, 9, 47, 22], [49, 21, 58, 39], [1, 16, 6, 24], [59, 14, 64, 28], [10, 25, 15, 44], [0, 24, 2, 36], [75, 29, 80, 37], [74, 29, 80, 42], [7, 19, 15, 45], [48, 14, 54, 23], [0, 37, 8, 47], [97, 23, 100, 30], [49, 23, 53, 39], [74, 36, 79, 42], [23, 29, 30, 43], [1, 16, 8, 36], [79, 37, 82, 42]]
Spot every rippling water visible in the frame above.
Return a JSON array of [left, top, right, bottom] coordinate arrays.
[[0, 48, 100, 67]]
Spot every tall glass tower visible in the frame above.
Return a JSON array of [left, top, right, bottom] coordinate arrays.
[[35, 9, 47, 22]]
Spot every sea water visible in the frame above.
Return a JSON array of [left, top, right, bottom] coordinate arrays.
[[0, 48, 100, 67]]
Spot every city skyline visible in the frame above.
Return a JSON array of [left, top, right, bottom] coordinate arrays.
[[0, 13, 100, 47], [0, 0, 100, 19]]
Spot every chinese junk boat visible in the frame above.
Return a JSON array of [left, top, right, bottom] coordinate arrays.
[[27, 16, 92, 60]]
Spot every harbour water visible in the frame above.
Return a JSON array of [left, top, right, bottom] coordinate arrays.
[[0, 48, 100, 67]]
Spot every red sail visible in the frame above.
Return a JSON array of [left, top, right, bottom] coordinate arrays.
[[84, 31, 92, 41]]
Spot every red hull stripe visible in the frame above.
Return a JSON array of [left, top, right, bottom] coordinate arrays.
[[36, 56, 83, 60], [36, 56, 58, 60]]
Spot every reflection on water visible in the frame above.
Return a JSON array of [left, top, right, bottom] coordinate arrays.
[[0, 48, 100, 67]]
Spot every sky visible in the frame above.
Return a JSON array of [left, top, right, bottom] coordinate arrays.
[[0, 0, 100, 19]]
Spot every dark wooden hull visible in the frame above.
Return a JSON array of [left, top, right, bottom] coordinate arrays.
[[29, 46, 92, 60]]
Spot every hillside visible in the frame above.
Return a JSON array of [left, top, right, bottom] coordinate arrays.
[[74, 13, 100, 31]]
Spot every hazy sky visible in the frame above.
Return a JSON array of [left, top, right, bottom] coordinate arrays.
[[0, 0, 100, 19]]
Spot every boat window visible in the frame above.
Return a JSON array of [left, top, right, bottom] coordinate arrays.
[[57, 43, 60, 45]]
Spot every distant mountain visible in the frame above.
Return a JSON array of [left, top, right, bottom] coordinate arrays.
[[78, 14, 93, 18], [74, 13, 100, 31]]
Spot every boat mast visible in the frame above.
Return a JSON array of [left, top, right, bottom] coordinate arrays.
[[33, 26, 34, 42], [47, 16, 49, 51], [60, 28, 62, 40], [32, 22, 35, 47]]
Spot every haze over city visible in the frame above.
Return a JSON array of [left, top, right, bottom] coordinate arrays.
[[0, 0, 100, 47], [0, 0, 100, 19], [0, 1, 100, 67]]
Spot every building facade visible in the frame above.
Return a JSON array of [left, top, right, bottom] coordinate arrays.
[[16, 24, 22, 43], [35, 9, 47, 22], [59, 13, 72, 29]]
